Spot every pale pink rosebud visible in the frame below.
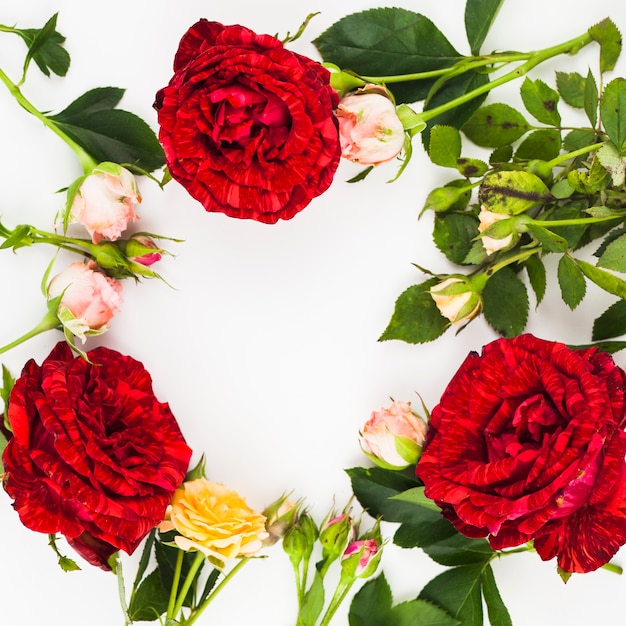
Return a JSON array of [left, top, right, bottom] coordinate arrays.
[[360, 401, 428, 469], [429, 277, 482, 325], [341, 538, 382, 579], [319, 512, 357, 560], [478, 205, 515, 255], [336, 84, 405, 165], [70, 163, 141, 244], [47, 261, 123, 341]]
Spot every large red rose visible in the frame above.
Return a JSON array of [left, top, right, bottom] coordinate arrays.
[[2, 342, 192, 570], [416, 334, 626, 573], [154, 20, 341, 224]]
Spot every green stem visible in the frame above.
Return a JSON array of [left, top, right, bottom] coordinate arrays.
[[166, 550, 185, 620], [533, 215, 623, 227], [0, 66, 97, 172], [112, 555, 132, 626], [171, 551, 205, 620], [361, 51, 534, 84], [546, 142, 605, 168], [183, 558, 249, 626], [416, 31, 593, 124], [318, 578, 355, 626], [0, 310, 60, 355]]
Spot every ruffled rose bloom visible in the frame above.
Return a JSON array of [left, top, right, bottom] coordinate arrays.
[[429, 277, 481, 325], [154, 20, 340, 224], [360, 400, 427, 469], [2, 342, 192, 570], [160, 478, 269, 565], [478, 205, 514, 255], [336, 85, 404, 165], [47, 261, 122, 341], [417, 334, 626, 573], [70, 163, 141, 243]]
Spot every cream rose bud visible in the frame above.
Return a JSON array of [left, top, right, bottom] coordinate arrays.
[[47, 261, 123, 341], [159, 478, 269, 567], [360, 400, 427, 469], [336, 84, 405, 165], [430, 276, 482, 325], [478, 205, 515, 255], [70, 163, 141, 244]]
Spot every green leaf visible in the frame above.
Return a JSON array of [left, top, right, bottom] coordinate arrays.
[[575, 258, 626, 299], [313, 8, 461, 104], [346, 466, 420, 524], [421, 534, 494, 567], [429, 125, 462, 167], [391, 599, 460, 626], [514, 129, 561, 162], [584, 70, 599, 127], [557, 255, 587, 309], [349, 574, 459, 626], [393, 510, 460, 550], [479, 170, 551, 215], [563, 128, 598, 152], [600, 78, 626, 151], [524, 254, 547, 306], [592, 299, 626, 341], [129, 530, 156, 606], [464, 0, 504, 55], [481, 565, 512, 626], [489, 145, 513, 165], [419, 565, 485, 626], [597, 143, 626, 187], [299, 571, 325, 626], [391, 487, 441, 512], [525, 224, 568, 253], [520, 77, 561, 125], [127, 569, 168, 622], [348, 574, 393, 626], [16, 13, 70, 78], [433, 213, 479, 264], [598, 233, 626, 272], [482, 267, 529, 337], [48, 88, 165, 172], [379, 280, 450, 344], [462, 103, 529, 147], [555, 71, 586, 108], [588, 17, 622, 73], [456, 157, 488, 179]]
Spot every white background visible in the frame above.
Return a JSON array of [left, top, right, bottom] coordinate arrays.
[[0, 1, 625, 624]]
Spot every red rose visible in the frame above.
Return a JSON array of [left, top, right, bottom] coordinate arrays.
[[2, 342, 192, 570], [416, 334, 626, 573], [154, 20, 341, 224]]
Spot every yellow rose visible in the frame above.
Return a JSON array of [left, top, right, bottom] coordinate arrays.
[[159, 478, 269, 564]]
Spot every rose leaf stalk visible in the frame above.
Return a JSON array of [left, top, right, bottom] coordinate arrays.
[[182, 558, 249, 626], [0, 307, 60, 356], [0, 65, 97, 172], [345, 29, 594, 129]]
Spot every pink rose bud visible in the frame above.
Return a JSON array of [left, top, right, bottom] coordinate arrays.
[[123, 234, 162, 267], [319, 512, 356, 561], [70, 163, 141, 244], [429, 276, 482, 325], [341, 538, 382, 579], [478, 205, 516, 255], [47, 261, 123, 341], [360, 400, 428, 469], [336, 84, 405, 165]]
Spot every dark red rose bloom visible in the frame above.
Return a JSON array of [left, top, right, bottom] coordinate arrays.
[[154, 20, 341, 224], [417, 334, 626, 573], [2, 342, 192, 570]]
